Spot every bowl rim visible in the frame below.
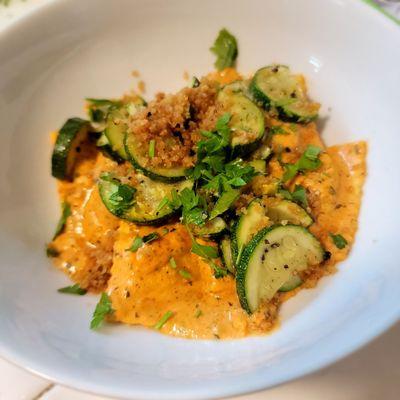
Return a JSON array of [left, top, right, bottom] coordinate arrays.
[[0, 0, 399, 399]]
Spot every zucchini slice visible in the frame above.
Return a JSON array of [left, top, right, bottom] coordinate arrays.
[[124, 133, 187, 183], [191, 217, 227, 238], [104, 99, 146, 161], [220, 236, 235, 274], [86, 98, 122, 129], [263, 197, 313, 227], [231, 199, 266, 264], [98, 173, 193, 225], [217, 87, 265, 157], [51, 118, 89, 180], [279, 275, 303, 292], [236, 224, 324, 313], [250, 65, 320, 123]]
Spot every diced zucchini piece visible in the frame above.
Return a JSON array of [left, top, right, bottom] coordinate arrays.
[[217, 87, 265, 157], [98, 173, 193, 225], [250, 65, 320, 123], [263, 197, 313, 227], [236, 224, 324, 313], [220, 236, 235, 274], [51, 118, 89, 180]]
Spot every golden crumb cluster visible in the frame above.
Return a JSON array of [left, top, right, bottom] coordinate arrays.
[[127, 79, 222, 169]]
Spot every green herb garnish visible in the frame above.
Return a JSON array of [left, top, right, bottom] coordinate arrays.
[[169, 257, 177, 269], [209, 188, 239, 219], [179, 269, 192, 280], [270, 126, 288, 135], [128, 232, 160, 252], [190, 76, 200, 88], [90, 293, 114, 329], [330, 233, 348, 249], [58, 284, 87, 296], [283, 145, 322, 182], [194, 309, 203, 318], [210, 28, 238, 71], [53, 202, 71, 239], [154, 311, 174, 330], [191, 238, 219, 260], [149, 139, 156, 158], [278, 184, 308, 208]]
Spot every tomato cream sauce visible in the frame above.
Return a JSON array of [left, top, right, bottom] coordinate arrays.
[[50, 74, 366, 339]]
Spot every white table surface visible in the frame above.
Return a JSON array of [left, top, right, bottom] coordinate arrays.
[[1, 1, 399, 399]]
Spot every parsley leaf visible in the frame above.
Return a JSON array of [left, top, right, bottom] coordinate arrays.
[[149, 139, 156, 158], [330, 233, 348, 249], [58, 284, 87, 295], [191, 238, 219, 260], [100, 174, 136, 216], [169, 257, 177, 269], [282, 145, 322, 182], [90, 293, 113, 330], [292, 185, 308, 208], [128, 232, 159, 252], [279, 185, 308, 208], [210, 261, 228, 278], [209, 188, 239, 219], [154, 310, 174, 330], [53, 202, 71, 239], [270, 126, 288, 135], [210, 28, 238, 71]]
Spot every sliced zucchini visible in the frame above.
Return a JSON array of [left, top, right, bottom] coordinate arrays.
[[104, 99, 146, 161], [124, 133, 187, 183], [51, 118, 89, 180], [220, 236, 235, 274], [96, 133, 125, 164], [191, 217, 227, 238], [247, 159, 266, 174], [250, 143, 272, 161], [279, 275, 303, 292], [236, 224, 324, 313], [98, 173, 193, 225], [250, 65, 320, 123], [231, 199, 266, 264], [217, 87, 265, 157], [263, 197, 313, 227]]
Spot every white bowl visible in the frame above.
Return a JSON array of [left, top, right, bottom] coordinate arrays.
[[0, 0, 399, 399]]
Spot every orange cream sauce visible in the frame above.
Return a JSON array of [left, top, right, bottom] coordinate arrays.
[[50, 72, 366, 339]]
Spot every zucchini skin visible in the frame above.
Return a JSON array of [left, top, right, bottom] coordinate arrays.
[[51, 118, 89, 180], [236, 224, 324, 313], [124, 133, 187, 183]]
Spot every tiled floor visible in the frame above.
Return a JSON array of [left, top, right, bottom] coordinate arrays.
[[0, 1, 399, 399]]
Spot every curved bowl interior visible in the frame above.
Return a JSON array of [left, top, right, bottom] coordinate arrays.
[[0, 0, 399, 399]]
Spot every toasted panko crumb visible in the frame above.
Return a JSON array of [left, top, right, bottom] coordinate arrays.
[[127, 79, 222, 169]]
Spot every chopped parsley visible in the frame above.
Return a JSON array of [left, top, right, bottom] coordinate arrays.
[[282, 145, 322, 182], [149, 139, 156, 158], [154, 311, 174, 330], [278, 184, 308, 208], [128, 232, 160, 252], [210, 28, 238, 71], [169, 257, 177, 269], [179, 269, 192, 280], [330, 233, 348, 249], [209, 188, 239, 219], [270, 126, 288, 135], [190, 76, 200, 88], [194, 309, 203, 318], [191, 237, 219, 260], [58, 284, 87, 296], [53, 202, 71, 239], [90, 293, 114, 330]]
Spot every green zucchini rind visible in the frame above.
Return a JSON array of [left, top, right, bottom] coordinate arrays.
[[250, 65, 320, 123], [236, 224, 324, 313], [51, 118, 90, 180]]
